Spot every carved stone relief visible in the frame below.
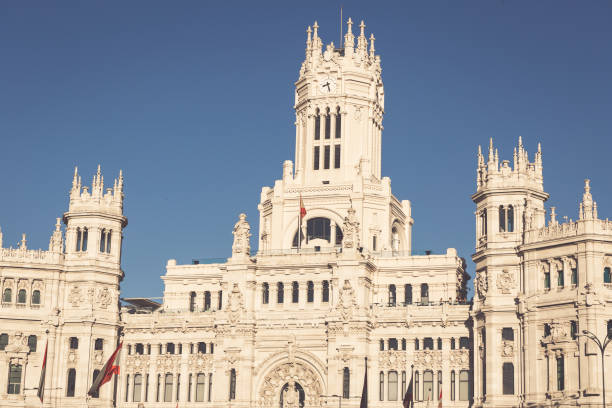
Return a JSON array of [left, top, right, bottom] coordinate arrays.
[[496, 270, 516, 294], [258, 362, 322, 408]]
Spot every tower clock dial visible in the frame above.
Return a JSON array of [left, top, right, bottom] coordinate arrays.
[[319, 77, 337, 94]]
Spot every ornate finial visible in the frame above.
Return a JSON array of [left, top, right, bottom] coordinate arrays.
[[550, 207, 557, 225], [313, 21, 319, 37], [538, 142, 542, 153], [580, 179, 596, 220], [347, 17, 353, 34], [307, 25, 312, 43], [584, 179, 590, 194], [72, 166, 79, 189], [518, 135, 523, 147], [20, 233, 27, 250], [369, 33, 375, 56], [55, 218, 61, 231], [359, 20, 365, 37]]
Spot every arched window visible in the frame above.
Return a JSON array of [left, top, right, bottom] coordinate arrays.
[[76, 227, 88, 252], [507, 205, 514, 232], [262, 283, 269, 304], [314, 109, 321, 140], [292, 281, 299, 303], [404, 284, 412, 305], [0, 333, 9, 350], [558, 269, 564, 287], [3, 288, 12, 303], [389, 338, 398, 350], [229, 369, 236, 400], [322, 280, 329, 302], [389, 284, 396, 306], [198, 342, 206, 354], [277, 282, 284, 303], [388, 371, 398, 400], [571, 266, 578, 285], [133, 374, 143, 402], [91, 369, 100, 398], [379, 371, 384, 401], [32, 290, 41, 305], [28, 335, 37, 352], [307, 281, 314, 302], [424, 337, 434, 350], [459, 370, 469, 401], [499, 205, 506, 232], [544, 270, 551, 289], [420, 284, 429, 305], [325, 107, 331, 140], [308, 217, 330, 242], [342, 367, 350, 398], [459, 337, 470, 349], [502, 362, 514, 394], [17, 289, 26, 304], [189, 291, 196, 312], [415, 371, 420, 401], [164, 374, 173, 402], [208, 373, 213, 402], [204, 291, 211, 311], [335, 106, 341, 139], [604, 267, 611, 284], [196, 373, 206, 402], [450, 371, 456, 401], [480, 209, 488, 236], [67, 368, 76, 397], [391, 226, 400, 252], [8, 364, 22, 394]]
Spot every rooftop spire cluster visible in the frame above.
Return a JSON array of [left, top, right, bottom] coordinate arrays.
[[69, 165, 124, 214], [476, 137, 543, 191]]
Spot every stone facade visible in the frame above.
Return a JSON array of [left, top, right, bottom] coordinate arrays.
[[0, 17, 610, 408]]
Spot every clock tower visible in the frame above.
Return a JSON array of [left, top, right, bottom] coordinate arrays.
[[258, 19, 411, 255]]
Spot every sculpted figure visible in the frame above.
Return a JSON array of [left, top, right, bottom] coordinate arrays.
[[232, 213, 251, 256]]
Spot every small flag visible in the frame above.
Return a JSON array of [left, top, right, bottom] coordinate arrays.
[[438, 387, 442, 408], [403, 371, 413, 408], [37, 342, 48, 402], [88, 342, 122, 397], [359, 357, 368, 408], [299, 194, 307, 218]]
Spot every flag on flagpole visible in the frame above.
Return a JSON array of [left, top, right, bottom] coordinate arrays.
[[438, 387, 442, 408], [403, 371, 413, 408], [359, 357, 368, 408], [299, 194, 307, 219], [88, 342, 122, 397], [37, 341, 48, 402]]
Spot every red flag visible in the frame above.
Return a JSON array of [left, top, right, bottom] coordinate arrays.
[[403, 372, 413, 408], [438, 387, 442, 408], [88, 342, 122, 397], [299, 194, 306, 218], [37, 342, 48, 402]]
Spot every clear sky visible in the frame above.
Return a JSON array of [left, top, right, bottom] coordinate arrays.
[[1, 1, 611, 299]]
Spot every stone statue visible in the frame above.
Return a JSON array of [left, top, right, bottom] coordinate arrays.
[[283, 380, 300, 408], [342, 207, 360, 249], [523, 198, 533, 231], [232, 213, 251, 257]]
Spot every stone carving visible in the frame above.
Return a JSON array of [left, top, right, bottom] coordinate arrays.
[[282, 379, 300, 408], [449, 350, 470, 368], [550, 322, 568, 343], [156, 354, 180, 371], [227, 283, 245, 324], [496, 270, 516, 294], [342, 207, 360, 249], [69, 286, 82, 307], [232, 213, 251, 257], [336, 280, 357, 321], [501, 341, 514, 357], [48, 218, 63, 253], [475, 270, 488, 298], [378, 350, 406, 370], [524, 198, 534, 231], [188, 354, 213, 372], [414, 350, 443, 368], [126, 355, 150, 373], [98, 287, 112, 309], [259, 362, 322, 408]]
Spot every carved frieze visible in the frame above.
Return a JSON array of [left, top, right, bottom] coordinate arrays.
[[378, 350, 407, 371], [414, 350, 442, 369]]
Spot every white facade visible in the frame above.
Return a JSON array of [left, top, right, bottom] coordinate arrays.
[[0, 17, 610, 408]]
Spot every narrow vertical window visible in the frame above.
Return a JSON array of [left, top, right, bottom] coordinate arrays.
[[404, 284, 412, 305], [437, 338, 442, 350], [325, 108, 331, 139], [2, 288, 11, 303], [307, 281, 314, 303], [70, 337, 79, 349], [389, 338, 398, 350], [31, 290, 41, 305], [322, 280, 329, 302], [379, 372, 384, 401], [189, 291, 196, 312], [388, 371, 398, 400], [188, 373, 192, 402], [17, 289, 26, 304], [76, 227, 81, 251], [450, 338, 456, 350], [604, 267, 612, 284], [379, 339, 385, 351], [198, 342, 206, 354], [343, 367, 350, 399], [313, 146, 320, 170], [208, 373, 213, 402], [558, 269, 564, 287], [133, 374, 142, 402], [164, 374, 173, 402], [437, 371, 442, 400], [82, 227, 88, 251], [292, 281, 299, 303], [571, 321, 578, 339], [91, 369, 100, 398], [229, 369, 236, 400], [324, 145, 330, 169], [401, 371, 406, 397], [100, 229, 106, 252], [372, 235, 377, 251], [502, 328, 514, 341], [415, 339, 419, 350], [499, 205, 506, 232], [503, 363, 514, 394], [176, 374, 180, 401], [544, 272, 551, 289], [571, 267, 578, 285], [608, 320, 612, 337], [459, 370, 469, 401], [556, 356, 564, 391], [420, 284, 429, 305], [218, 290, 223, 310], [156, 374, 161, 402], [262, 283, 269, 304], [415, 372, 419, 401], [277, 282, 284, 303], [450, 371, 455, 401], [314, 110, 320, 140], [334, 145, 341, 168], [67, 368, 76, 397], [145, 374, 149, 402], [106, 230, 111, 253], [204, 291, 211, 311], [28, 335, 37, 352], [7, 364, 22, 395], [401, 338, 406, 351], [335, 107, 341, 138], [196, 373, 205, 402], [389, 284, 396, 306], [507, 205, 514, 232]]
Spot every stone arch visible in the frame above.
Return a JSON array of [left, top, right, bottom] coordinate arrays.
[[256, 352, 326, 408], [283, 207, 345, 249]]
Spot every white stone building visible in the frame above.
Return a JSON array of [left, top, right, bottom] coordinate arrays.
[[0, 17, 610, 408]]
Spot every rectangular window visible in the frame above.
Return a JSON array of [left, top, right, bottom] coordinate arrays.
[[342, 367, 350, 399], [314, 116, 320, 140], [556, 356, 564, 391], [401, 371, 406, 397], [334, 145, 341, 168], [502, 328, 514, 341], [218, 290, 223, 310], [91, 369, 100, 398], [379, 372, 384, 401], [67, 368, 76, 397], [571, 321, 578, 339], [164, 374, 173, 402], [208, 374, 213, 402], [325, 114, 331, 139], [324, 145, 330, 169], [388, 338, 398, 350], [388, 371, 398, 401], [176, 374, 180, 402], [335, 113, 341, 138], [502, 363, 514, 394], [133, 374, 143, 402], [7, 364, 22, 394], [313, 147, 320, 170], [571, 268, 578, 285], [437, 371, 442, 400], [558, 270, 564, 287], [145, 374, 149, 402], [459, 370, 469, 401], [544, 272, 551, 289], [450, 371, 456, 401], [196, 373, 206, 402], [229, 369, 236, 400]]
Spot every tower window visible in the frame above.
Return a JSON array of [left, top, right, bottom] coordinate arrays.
[[335, 107, 341, 138], [277, 282, 284, 303], [292, 281, 299, 303], [32, 290, 41, 305], [100, 229, 111, 253], [499, 205, 514, 232], [3, 288, 11, 303], [334, 145, 341, 168], [450, 338, 456, 349], [604, 267, 611, 284], [307, 281, 314, 303], [544, 272, 551, 290], [17, 289, 26, 304], [76, 227, 88, 252], [314, 110, 320, 140], [571, 267, 578, 285], [401, 338, 406, 350], [324, 145, 330, 169], [166, 343, 175, 354], [208, 373, 213, 401], [325, 109, 331, 139], [558, 269, 565, 287], [313, 146, 320, 170], [262, 283, 269, 304]]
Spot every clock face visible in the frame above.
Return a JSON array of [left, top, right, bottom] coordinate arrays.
[[319, 77, 336, 94]]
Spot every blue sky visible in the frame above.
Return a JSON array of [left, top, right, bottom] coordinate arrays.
[[1, 1, 611, 298]]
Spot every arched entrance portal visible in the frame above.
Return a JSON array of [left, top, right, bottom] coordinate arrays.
[[279, 381, 305, 408], [258, 361, 323, 408]]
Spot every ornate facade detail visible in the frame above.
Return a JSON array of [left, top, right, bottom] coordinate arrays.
[[155, 354, 180, 372], [335, 279, 357, 321], [227, 283, 245, 324], [97, 287, 112, 309], [414, 350, 443, 369], [475, 269, 488, 298], [342, 207, 360, 249], [258, 362, 322, 408], [188, 353, 213, 372], [501, 341, 514, 358], [496, 269, 516, 294], [378, 350, 407, 370], [68, 286, 82, 308], [448, 350, 470, 368], [125, 355, 150, 373], [232, 213, 251, 257]]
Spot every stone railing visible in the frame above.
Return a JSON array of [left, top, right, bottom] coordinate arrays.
[[0, 247, 63, 264], [525, 219, 612, 244]]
